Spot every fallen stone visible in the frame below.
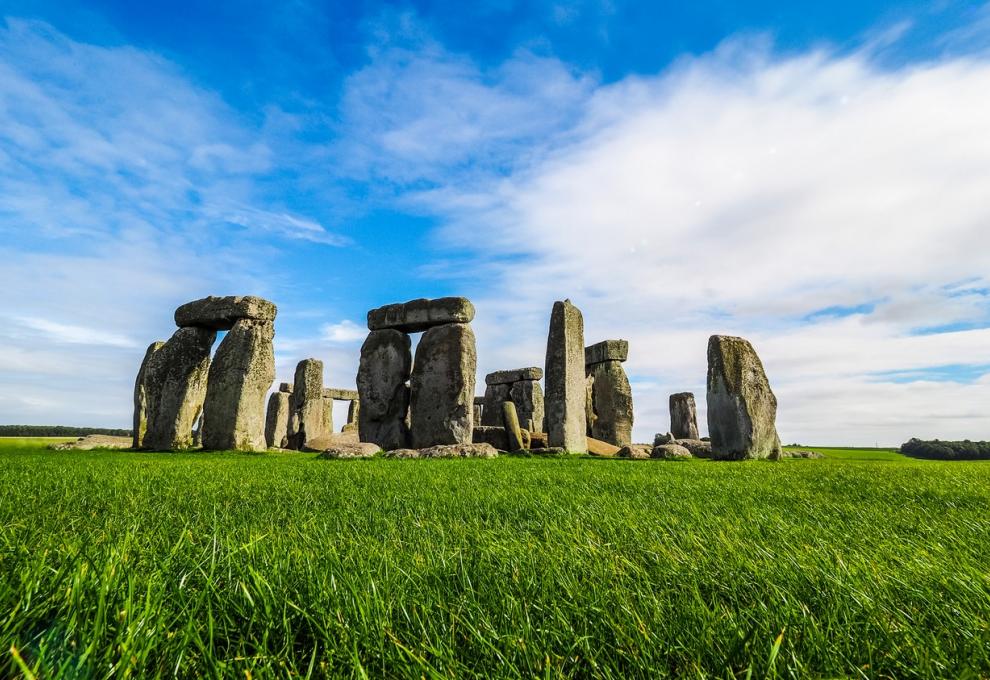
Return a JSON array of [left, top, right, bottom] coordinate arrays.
[[481, 382, 511, 426], [773, 449, 825, 459], [51, 435, 133, 451], [533, 446, 568, 456], [674, 439, 713, 458], [587, 360, 634, 446], [707, 335, 782, 460], [617, 444, 652, 459], [201, 319, 275, 451], [670, 392, 700, 440], [510, 379, 545, 434], [587, 436, 620, 457], [652, 444, 693, 459], [653, 432, 675, 446], [278, 382, 293, 393], [357, 329, 412, 450], [473, 425, 509, 450], [265, 390, 292, 448], [584, 339, 629, 366], [409, 322, 476, 448], [316, 442, 381, 459], [143, 326, 215, 450], [381, 448, 421, 458], [417, 443, 498, 458], [528, 431, 548, 449], [324, 387, 359, 401], [502, 401, 525, 451], [485, 367, 543, 385], [367, 297, 475, 333], [288, 359, 328, 450], [545, 300, 587, 453], [132, 340, 164, 449], [174, 295, 276, 330], [302, 431, 360, 451]]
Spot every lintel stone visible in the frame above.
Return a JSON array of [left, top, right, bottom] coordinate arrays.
[[367, 297, 475, 333], [584, 339, 629, 366], [175, 295, 277, 330], [485, 367, 543, 385]]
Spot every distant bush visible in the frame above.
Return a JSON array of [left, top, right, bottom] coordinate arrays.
[[900, 438, 990, 461], [0, 425, 131, 438]]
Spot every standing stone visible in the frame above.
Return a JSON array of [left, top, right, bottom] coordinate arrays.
[[544, 300, 587, 452], [473, 396, 485, 427], [201, 319, 275, 451], [509, 379, 545, 433], [706, 335, 781, 460], [670, 392, 700, 440], [357, 330, 412, 450], [587, 361, 633, 446], [481, 382, 511, 426], [132, 340, 164, 449], [143, 327, 215, 450], [288, 359, 327, 450], [409, 323, 477, 448], [502, 401, 525, 452], [265, 390, 292, 448], [345, 399, 360, 432], [322, 396, 334, 437]]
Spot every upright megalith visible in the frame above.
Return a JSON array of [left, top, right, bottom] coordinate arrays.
[[357, 329, 412, 450], [481, 382, 511, 426], [132, 340, 164, 449], [201, 318, 275, 450], [265, 389, 292, 448], [706, 335, 781, 460], [544, 300, 587, 452], [473, 396, 485, 427], [410, 322, 477, 447], [143, 326, 216, 450], [585, 339, 633, 447], [345, 399, 359, 432], [509, 377, 545, 433], [368, 297, 475, 333], [670, 392, 700, 440], [288, 359, 328, 450]]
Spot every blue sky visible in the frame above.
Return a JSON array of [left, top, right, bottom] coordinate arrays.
[[1, 0, 989, 445]]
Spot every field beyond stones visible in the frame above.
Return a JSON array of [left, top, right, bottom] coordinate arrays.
[[2, 440, 989, 678]]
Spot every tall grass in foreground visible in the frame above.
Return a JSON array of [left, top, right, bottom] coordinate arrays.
[[1, 442, 989, 678]]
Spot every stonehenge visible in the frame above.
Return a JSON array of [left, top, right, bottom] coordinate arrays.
[[481, 367, 544, 432], [264, 382, 293, 448], [323, 388, 360, 433], [409, 320, 477, 447], [669, 392, 700, 440], [138, 296, 275, 451], [585, 340, 633, 447], [287, 359, 328, 450], [706, 335, 781, 460], [357, 329, 413, 450], [545, 299, 587, 452]]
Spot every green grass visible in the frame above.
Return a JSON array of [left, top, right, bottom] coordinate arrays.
[[784, 445, 908, 462], [2, 440, 989, 678]]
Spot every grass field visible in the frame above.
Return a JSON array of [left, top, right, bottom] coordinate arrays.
[[1, 439, 989, 678]]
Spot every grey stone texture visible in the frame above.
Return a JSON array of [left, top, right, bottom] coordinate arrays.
[[617, 444, 652, 459], [587, 359, 634, 446], [669, 392, 700, 440], [653, 432, 674, 446], [585, 339, 629, 366], [675, 439, 713, 458], [473, 425, 510, 450], [288, 359, 327, 450], [143, 326, 215, 450], [544, 300, 587, 452], [367, 296, 475, 333], [502, 401, 525, 452], [200, 319, 275, 451], [132, 340, 164, 449], [324, 388, 359, 401], [485, 367, 543, 385], [509, 379, 545, 434], [278, 382, 293, 393], [317, 442, 381, 459], [346, 399, 360, 429], [481, 382, 511, 426], [587, 436, 621, 457], [409, 322, 477, 448], [417, 443, 497, 458], [357, 329, 412, 450], [706, 335, 782, 460], [265, 390, 292, 448], [652, 444, 693, 459], [473, 396, 484, 426], [174, 295, 276, 331]]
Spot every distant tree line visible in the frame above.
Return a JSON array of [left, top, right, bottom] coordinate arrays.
[[0, 425, 132, 438], [900, 438, 990, 460]]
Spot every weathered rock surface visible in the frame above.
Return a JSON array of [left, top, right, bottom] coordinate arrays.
[[265, 390, 292, 448], [652, 444, 693, 459], [288, 359, 327, 450], [587, 436, 620, 457], [670, 392, 700, 440], [510, 379, 545, 433], [132, 340, 164, 449], [617, 444, 652, 459], [381, 448, 421, 458], [143, 326, 215, 450], [201, 319, 275, 451], [485, 367, 543, 385], [278, 382, 293, 393], [51, 435, 133, 451], [174, 295, 276, 330], [346, 399, 360, 430], [324, 387, 359, 401], [409, 322, 477, 448], [302, 431, 360, 451], [473, 425, 509, 450], [357, 329, 412, 450], [674, 439, 713, 458], [481, 382, 511, 426], [473, 396, 484, 426], [418, 443, 498, 458], [316, 442, 381, 459], [545, 300, 587, 452], [367, 297, 475, 333], [587, 360, 633, 446], [653, 432, 674, 446], [585, 339, 629, 366], [528, 431, 548, 449], [772, 449, 824, 459], [502, 401, 525, 452], [707, 335, 781, 460]]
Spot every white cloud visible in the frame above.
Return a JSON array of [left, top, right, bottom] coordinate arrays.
[[320, 320, 367, 343], [12, 317, 138, 348]]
